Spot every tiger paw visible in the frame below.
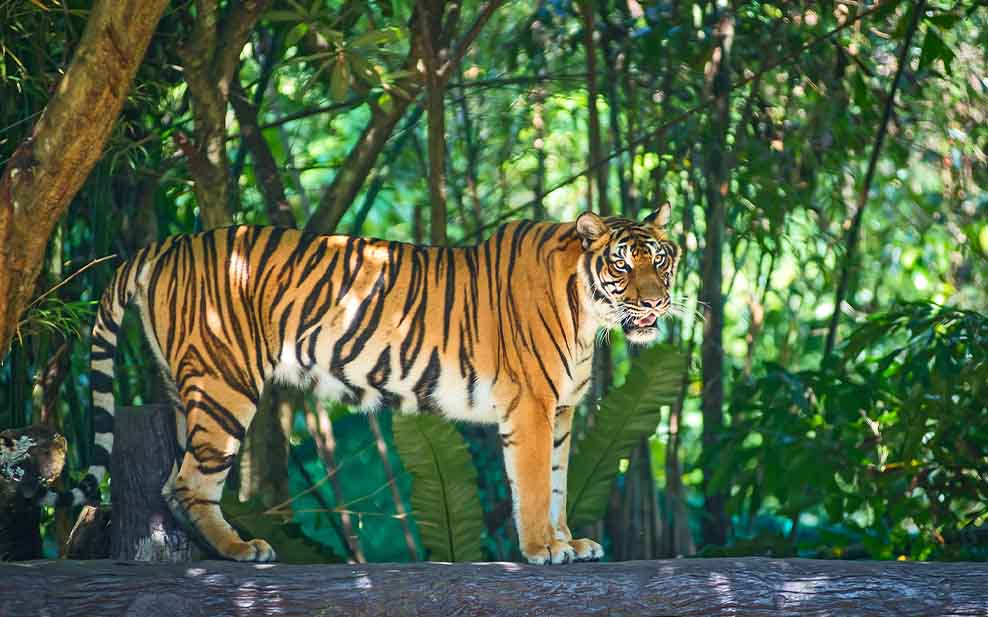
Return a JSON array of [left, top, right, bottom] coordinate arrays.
[[570, 537, 604, 562], [224, 538, 277, 562], [523, 539, 576, 565]]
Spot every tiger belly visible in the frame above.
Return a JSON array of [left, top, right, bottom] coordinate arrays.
[[271, 344, 501, 424]]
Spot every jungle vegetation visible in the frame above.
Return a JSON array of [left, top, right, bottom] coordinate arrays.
[[1, 0, 986, 563]]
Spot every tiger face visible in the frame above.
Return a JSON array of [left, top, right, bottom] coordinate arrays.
[[576, 203, 680, 345]]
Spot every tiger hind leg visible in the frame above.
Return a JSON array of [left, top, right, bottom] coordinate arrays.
[[164, 378, 275, 562]]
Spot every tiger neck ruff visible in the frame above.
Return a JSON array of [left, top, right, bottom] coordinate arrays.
[[77, 205, 679, 564]]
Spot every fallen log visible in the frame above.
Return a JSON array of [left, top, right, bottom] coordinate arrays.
[[0, 557, 985, 616]]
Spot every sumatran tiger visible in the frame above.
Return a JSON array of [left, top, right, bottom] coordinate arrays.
[[72, 204, 680, 564]]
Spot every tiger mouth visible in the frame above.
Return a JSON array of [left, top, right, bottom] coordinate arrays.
[[622, 313, 658, 335]]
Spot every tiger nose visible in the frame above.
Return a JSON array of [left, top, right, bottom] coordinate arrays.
[[640, 297, 664, 310]]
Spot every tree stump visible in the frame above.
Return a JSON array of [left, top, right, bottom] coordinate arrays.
[[109, 404, 195, 561], [0, 425, 66, 560]]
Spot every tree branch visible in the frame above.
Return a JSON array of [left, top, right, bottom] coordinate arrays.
[[438, 0, 505, 86], [822, 0, 925, 360], [0, 0, 169, 358], [177, 0, 272, 228]]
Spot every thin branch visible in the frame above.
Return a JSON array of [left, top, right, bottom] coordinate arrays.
[[438, 0, 506, 85], [823, 0, 925, 360], [23, 254, 117, 312]]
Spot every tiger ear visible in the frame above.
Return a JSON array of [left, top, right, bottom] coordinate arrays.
[[576, 212, 609, 248], [643, 203, 672, 229]]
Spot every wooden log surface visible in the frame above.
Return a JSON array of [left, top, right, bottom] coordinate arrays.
[[0, 557, 985, 616]]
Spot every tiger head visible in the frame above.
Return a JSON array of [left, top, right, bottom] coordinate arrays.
[[576, 203, 681, 345]]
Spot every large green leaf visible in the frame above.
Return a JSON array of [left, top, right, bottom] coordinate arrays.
[[567, 344, 686, 528], [392, 415, 484, 562]]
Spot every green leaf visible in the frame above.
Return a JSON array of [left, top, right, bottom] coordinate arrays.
[[348, 53, 381, 85], [330, 58, 351, 102], [925, 12, 960, 29], [266, 10, 302, 22], [392, 414, 484, 562], [377, 92, 394, 115], [567, 344, 686, 528], [285, 22, 310, 49], [350, 28, 401, 51], [918, 28, 954, 75]]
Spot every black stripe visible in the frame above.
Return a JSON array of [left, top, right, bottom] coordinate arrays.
[[93, 406, 114, 433], [186, 396, 246, 441], [92, 445, 112, 468], [90, 371, 113, 393], [412, 348, 442, 411]]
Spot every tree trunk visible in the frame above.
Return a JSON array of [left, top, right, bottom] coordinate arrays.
[[110, 405, 194, 561], [176, 0, 271, 228], [580, 0, 609, 216], [305, 101, 417, 234], [699, 9, 734, 549], [237, 387, 294, 509], [418, 0, 451, 246], [2, 558, 986, 616], [303, 403, 365, 563], [0, 0, 169, 359]]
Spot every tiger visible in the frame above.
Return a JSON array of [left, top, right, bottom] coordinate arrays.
[[75, 204, 680, 564]]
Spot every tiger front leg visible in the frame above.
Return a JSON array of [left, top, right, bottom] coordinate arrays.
[[550, 405, 604, 562], [500, 396, 576, 565]]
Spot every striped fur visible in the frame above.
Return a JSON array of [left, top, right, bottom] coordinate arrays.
[[79, 206, 679, 563]]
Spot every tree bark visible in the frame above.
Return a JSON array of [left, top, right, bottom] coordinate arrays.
[[0, 0, 169, 359], [1, 558, 986, 616], [237, 387, 295, 509]]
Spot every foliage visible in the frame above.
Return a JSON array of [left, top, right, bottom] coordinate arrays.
[[722, 302, 988, 560], [288, 410, 423, 562], [567, 344, 685, 528], [1, 0, 987, 563], [392, 414, 484, 562], [221, 492, 342, 564]]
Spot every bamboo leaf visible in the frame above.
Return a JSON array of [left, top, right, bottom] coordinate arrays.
[[392, 414, 483, 562], [567, 344, 686, 528]]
